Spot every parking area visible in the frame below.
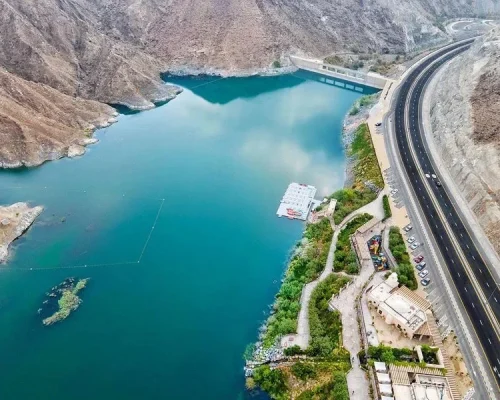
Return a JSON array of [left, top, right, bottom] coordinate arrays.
[[398, 217, 458, 342], [383, 168, 405, 209]]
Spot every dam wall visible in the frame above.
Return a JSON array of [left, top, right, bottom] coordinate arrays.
[[290, 55, 388, 90]]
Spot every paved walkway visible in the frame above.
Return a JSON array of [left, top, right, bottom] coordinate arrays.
[[361, 272, 385, 347], [329, 239, 381, 399], [367, 81, 411, 231], [285, 194, 385, 350]]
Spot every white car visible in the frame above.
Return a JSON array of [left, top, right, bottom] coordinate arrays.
[[403, 225, 413, 232], [410, 242, 420, 250], [407, 236, 416, 244], [418, 270, 429, 278], [431, 174, 437, 179], [390, 189, 398, 195], [425, 173, 431, 179]]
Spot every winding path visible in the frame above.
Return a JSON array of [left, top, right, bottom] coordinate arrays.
[[287, 191, 384, 349]]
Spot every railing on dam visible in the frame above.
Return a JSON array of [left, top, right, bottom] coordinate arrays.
[[290, 55, 388, 90]]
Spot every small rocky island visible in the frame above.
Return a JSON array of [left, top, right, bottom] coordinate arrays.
[[39, 277, 90, 326], [0, 202, 43, 263]]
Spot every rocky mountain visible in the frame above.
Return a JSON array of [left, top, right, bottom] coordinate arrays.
[[0, 0, 498, 166]]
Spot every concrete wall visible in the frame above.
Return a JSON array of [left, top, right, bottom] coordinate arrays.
[[290, 55, 388, 90]]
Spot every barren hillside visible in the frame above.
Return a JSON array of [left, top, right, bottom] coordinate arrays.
[[0, 0, 498, 166]]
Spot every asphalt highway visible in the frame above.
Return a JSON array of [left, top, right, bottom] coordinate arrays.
[[393, 40, 500, 389]]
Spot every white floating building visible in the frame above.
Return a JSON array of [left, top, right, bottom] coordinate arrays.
[[276, 183, 319, 221]]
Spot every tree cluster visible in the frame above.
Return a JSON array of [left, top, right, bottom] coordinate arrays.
[[388, 227, 417, 290], [308, 274, 350, 357], [382, 194, 391, 220], [296, 372, 349, 400], [263, 218, 333, 346], [334, 213, 373, 274]]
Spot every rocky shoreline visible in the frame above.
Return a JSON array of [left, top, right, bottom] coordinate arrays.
[[0, 202, 43, 263], [244, 90, 380, 365], [341, 93, 380, 188], [163, 63, 296, 79]]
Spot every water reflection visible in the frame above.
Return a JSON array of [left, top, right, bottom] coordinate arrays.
[[164, 74, 302, 105], [0, 73, 362, 400], [165, 74, 360, 197]]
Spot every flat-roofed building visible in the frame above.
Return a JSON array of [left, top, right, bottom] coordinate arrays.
[[367, 273, 431, 339], [390, 366, 453, 400]]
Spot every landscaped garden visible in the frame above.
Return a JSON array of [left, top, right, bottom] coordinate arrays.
[[333, 213, 373, 274], [388, 226, 417, 290], [331, 123, 383, 224], [252, 265, 352, 399], [262, 218, 334, 347]]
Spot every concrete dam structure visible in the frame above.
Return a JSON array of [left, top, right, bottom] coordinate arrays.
[[290, 55, 388, 91]]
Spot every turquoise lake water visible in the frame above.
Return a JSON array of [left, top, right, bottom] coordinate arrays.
[[0, 72, 365, 399]]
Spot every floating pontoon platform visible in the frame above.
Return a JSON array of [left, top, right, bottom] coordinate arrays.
[[276, 183, 318, 221]]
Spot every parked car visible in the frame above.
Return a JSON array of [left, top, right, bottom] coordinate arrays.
[[390, 189, 398, 195], [407, 236, 416, 243], [436, 181, 442, 187], [404, 225, 413, 232], [414, 255, 424, 263], [431, 174, 437, 179], [421, 278, 431, 286], [410, 242, 420, 250], [375, 122, 382, 127], [418, 270, 429, 278], [425, 173, 431, 179], [416, 264, 425, 271]]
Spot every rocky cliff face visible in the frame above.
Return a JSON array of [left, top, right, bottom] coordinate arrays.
[[426, 29, 500, 256], [0, 0, 497, 167]]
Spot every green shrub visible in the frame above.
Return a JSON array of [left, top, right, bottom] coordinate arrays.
[[421, 345, 439, 364], [272, 60, 281, 68], [331, 123, 382, 224], [388, 227, 417, 290], [349, 123, 383, 189], [333, 213, 372, 273], [382, 195, 391, 220], [262, 218, 334, 346], [291, 362, 317, 381], [284, 345, 303, 356], [296, 372, 349, 400], [349, 106, 360, 116], [358, 95, 375, 107], [368, 345, 415, 364], [308, 274, 350, 357], [330, 188, 377, 225], [253, 366, 288, 400]]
